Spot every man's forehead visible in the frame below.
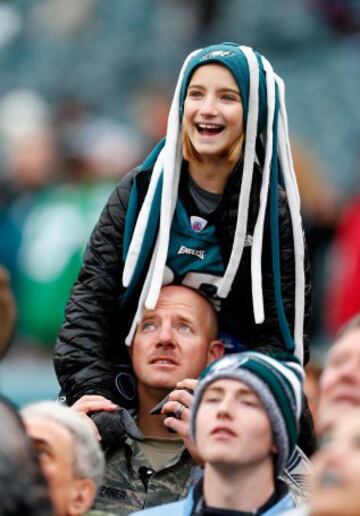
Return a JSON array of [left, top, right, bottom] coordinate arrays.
[[24, 416, 73, 445], [144, 290, 207, 316], [330, 330, 360, 359]]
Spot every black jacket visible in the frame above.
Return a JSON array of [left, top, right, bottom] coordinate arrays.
[[54, 162, 311, 405]]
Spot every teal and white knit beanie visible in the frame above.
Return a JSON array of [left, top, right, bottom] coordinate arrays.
[[190, 351, 304, 477], [122, 42, 305, 364]]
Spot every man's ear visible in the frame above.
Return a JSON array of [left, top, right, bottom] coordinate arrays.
[[68, 478, 96, 516], [207, 339, 225, 364]]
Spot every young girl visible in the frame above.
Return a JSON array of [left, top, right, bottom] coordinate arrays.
[[54, 42, 311, 407]]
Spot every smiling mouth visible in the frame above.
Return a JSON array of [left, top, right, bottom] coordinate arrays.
[[196, 123, 224, 136]]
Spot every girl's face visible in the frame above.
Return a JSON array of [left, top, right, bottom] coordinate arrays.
[[183, 63, 244, 163]]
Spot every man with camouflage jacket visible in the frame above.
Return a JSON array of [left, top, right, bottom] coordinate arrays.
[[72, 285, 224, 515]]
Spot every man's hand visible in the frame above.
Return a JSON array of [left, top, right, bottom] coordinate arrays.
[[161, 379, 204, 465], [71, 395, 119, 441]]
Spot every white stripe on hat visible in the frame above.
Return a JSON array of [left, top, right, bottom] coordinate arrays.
[[275, 74, 305, 364], [122, 147, 164, 287], [124, 236, 160, 345], [250, 56, 276, 324], [251, 352, 304, 420], [217, 45, 259, 299]]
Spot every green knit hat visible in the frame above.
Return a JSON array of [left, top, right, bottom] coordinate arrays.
[[122, 43, 306, 365], [190, 351, 304, 476], [179, 42, 267, 133]]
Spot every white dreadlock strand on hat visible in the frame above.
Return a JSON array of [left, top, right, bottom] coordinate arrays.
[[275, 74, 305, 363], [123, 49, 201, 344], [122, 147, 164, 287], [250, 56, 276, 326]]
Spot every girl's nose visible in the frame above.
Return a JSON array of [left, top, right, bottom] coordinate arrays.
[[200, 94, 218, 115]]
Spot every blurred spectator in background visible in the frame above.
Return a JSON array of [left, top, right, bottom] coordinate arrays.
[[0, 396, 52, 515], [21, 401, 105, 516], [0, 89, 58, 196], [0, 265, 16, 360], [304, 354, 324, 438], [317, 314, 360, 435], [325, 191, 360, 337], [0, 91, 143, 350], [313, 0, 360, 35], [0, 89, 58, 286], [131, 83, 171, 156], [292, 141, 343, 344], [283, 409, 360, 516]]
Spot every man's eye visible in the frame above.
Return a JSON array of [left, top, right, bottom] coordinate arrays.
[[141, 322, 156, 331], [178, 324, 192, 334], [34, 447, 50, 461]]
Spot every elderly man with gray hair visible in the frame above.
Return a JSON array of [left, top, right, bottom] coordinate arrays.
[[21, 401, 108, 516]]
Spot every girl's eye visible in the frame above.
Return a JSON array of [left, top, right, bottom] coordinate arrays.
[[188, 90, 202, 98], [221, 93, 239, 102], [222, 94, 237, 101]]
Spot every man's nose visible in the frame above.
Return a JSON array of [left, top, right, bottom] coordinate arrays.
[[156, 323, 175, 347]]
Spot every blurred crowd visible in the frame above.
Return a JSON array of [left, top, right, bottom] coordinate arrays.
[[0, 1, 359, 515]]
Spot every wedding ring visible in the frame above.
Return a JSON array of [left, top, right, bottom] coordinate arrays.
[[175, 403, 185, 420]]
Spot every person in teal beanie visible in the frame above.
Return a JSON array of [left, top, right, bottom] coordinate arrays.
[[131, 351, 305, 515], [54, 43, 313, 451]]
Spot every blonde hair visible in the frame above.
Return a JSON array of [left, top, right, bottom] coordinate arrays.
[[181, 125, 244, 165]]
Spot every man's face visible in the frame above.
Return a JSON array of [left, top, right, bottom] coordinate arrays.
[[24, 416, 78, 516], [195, 379, 275, 471], [130, 286, 223, 396], [310, 411, 360, 516], [319, 328, 360, 432]]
